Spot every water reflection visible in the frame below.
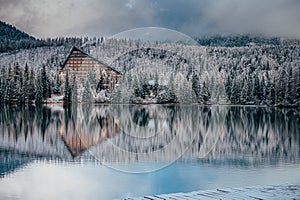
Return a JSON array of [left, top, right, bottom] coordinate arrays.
[[0, 105, 299, 176]]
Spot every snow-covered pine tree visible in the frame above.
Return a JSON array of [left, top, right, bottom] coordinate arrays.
[[240, 77, 249, 104], [53, 67, 61, 94], [275, 70, 285, 105], [202, 81, 210, 103], [35, 72, 43, 105], [154, 72, 159, 96], [133, 75, 142, 98], [295, 68, 300, 106], [286, 66, 295, 105], [63, 70, 71, 104], [41, 65, 51, 99], [167, 73, 177, 102], [269, 76, 276, 105], [6, 65, 13, 103], [10, 63, 21, 102], [28, 67, 36, 102], [265, 72, 271, 105], [71, 76, 78, 104], [253, 73, 261, 104], [224, 74, 232, 102], [87, 68, 97, 89], [82, 78, 93, 103], [96, 72, 104, 92], [230, 76, 240, 104], [106, 73, 111, 90], [17, 64, 24, 103], [23, 63, 30, 103], [111, 86, 122, 103], [0, 68, 5, 103], [192, 73, 200, 101]]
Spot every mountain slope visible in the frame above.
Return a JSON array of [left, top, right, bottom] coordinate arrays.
[[0, 21, 35, 41], [0, 20, 38, 53]]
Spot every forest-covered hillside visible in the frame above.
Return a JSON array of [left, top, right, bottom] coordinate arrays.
[[0, 21, 299, 106], [0, 20, 87, 53], [195, 34, 300, 47]]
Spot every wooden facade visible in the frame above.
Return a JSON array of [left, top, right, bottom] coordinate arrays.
[[60, 46, 122, 90]]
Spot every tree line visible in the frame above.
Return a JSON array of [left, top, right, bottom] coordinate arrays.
[[0, 63, 59, 104]]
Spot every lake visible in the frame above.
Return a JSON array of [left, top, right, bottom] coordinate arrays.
[[0, 104, 299, 200]]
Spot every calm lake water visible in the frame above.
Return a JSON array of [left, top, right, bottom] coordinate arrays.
[[0, 104, 299, 200]]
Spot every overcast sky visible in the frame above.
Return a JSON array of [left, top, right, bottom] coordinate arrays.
[[0, 0, 300, 38]]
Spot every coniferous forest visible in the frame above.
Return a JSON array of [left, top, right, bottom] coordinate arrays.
[[0, 20, 299, 106]]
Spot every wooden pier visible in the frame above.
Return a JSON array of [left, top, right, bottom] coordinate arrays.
[[123, 183, 300, 200]]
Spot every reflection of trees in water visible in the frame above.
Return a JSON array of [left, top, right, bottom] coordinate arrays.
[[205, 107, 300, 162], [0, 105, 68, 159], [0, 105, 299, 167], [89, 105, 300, 164], [132, 107, 149, 127], [89, 105, 227, 162], [104, 105, 180, 153]]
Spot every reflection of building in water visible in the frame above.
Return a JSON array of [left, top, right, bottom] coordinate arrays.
[[0, 105, 299, 170], [58, 110, 121, 157], [0, 106, 121, 160]]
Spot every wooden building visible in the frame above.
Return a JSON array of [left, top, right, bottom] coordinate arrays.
[[60, 46, 122, 90]]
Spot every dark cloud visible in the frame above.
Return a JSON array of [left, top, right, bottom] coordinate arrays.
[[0, 0, 299, 38]]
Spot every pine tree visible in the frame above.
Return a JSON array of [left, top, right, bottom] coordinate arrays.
[[269, 77, 276, 105], [0, 68, 5, 103], [10, 63, 21, 102], [253, 73, 261, 104], [141, 74, 148, 99], [111, 87, 122, 103], [167, 73, 176, 102], [96, 72, 104, 92], [154, 72, 159, 96], [71, 76, 78, 103], [202, 81, 210, 103], [28, 67, 36, 102], [295, 68, 300, 106], [87, 68, 97, 89], [35, 73, 43, 105], [224, 74, 232, 102], [247, 76, 254, 104], [275, 71, 285, 105], [82, 78, 93, 103], [230, 77, 239, 104], [23, 63, 30, 103], [17, 65, 24, 103], [261, 76, 266, 103], [240, 77, 249, 104], [63, 71, 71, 104], [192, 73, 200, 101], [286, 66, 294, 105], [6, 65, 13, 103], [106, 73, 111, 90], [265, 72, 271, 104], [133, 75, 142, 98], [41, 65, 51, 99], [53, 68, 61, 94]]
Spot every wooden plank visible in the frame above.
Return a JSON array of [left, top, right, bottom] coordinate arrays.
[[144, 196, 166, 200], [165, 193, 192, 200], [123, 184, 300, 200], [194, 192, 221, 199], [154, 194, 178, 200], [177, 193, 202, 200]]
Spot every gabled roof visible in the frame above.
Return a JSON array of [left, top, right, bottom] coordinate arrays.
[[61, 46, 122, 75]]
